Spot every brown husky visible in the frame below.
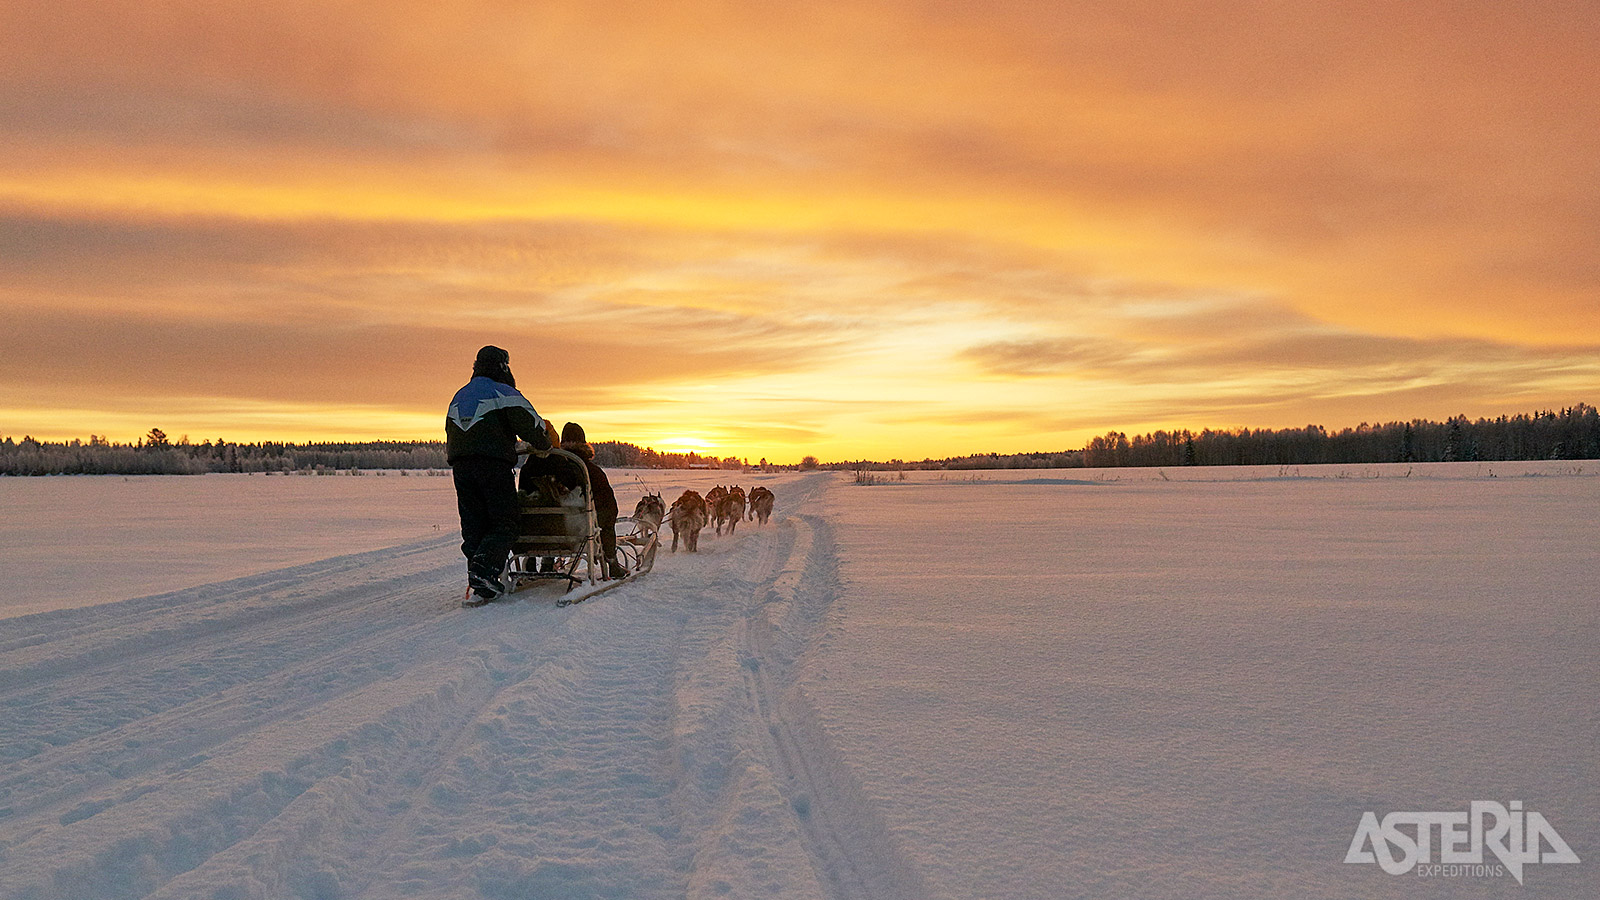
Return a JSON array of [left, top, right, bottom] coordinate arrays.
[[633, 493, 665, 531], [712, 485, 745, 536], [668, 490, 708, 552], [748, 486, 774, 525]]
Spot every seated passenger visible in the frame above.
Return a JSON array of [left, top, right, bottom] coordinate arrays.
[[557, 422, 626, 580], [517, 420, 570, 500], [517, 420, 579, 573]]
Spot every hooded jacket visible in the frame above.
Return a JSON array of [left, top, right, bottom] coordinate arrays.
[[445, 376, 550, 464], [560, 439, 619, 526]]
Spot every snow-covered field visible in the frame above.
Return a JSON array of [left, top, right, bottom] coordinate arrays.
[[1, 463, 1595, 898], [0, 473, 460, 618]]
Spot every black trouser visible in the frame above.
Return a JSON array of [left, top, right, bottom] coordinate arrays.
[[600, 521, 620, 577], [452, 457, 519, 581]]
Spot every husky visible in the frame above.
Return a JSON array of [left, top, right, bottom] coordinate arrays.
[[710, 485, 744, 536], [633, 493, 665, 531], [748, 486, 775, 525], [668, 490, 708, 552]]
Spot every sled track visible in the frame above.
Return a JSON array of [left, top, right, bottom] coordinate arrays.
[[0, 473, 930, 899], [0, 577, 463, 825], [734, 515, 930, 900], [0, 544, 465, 823], [0, 539, 455, 689]]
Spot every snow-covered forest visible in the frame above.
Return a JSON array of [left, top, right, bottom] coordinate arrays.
[[0, 436, 753, 477], [828, 404, 1600, 471]]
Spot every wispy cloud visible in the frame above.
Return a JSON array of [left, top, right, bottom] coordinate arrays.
[[2, 0, 1597, 458]]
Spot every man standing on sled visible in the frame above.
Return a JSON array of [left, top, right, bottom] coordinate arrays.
[[446, 345, 550, 602]]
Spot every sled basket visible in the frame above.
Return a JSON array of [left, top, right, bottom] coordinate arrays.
[[507, 447, 600, 592]]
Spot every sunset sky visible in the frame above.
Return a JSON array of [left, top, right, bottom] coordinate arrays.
[[2, 1, 1597, 462]]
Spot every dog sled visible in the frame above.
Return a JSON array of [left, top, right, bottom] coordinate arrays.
[[613, 505, 663, 576], [469, 447, 660, 608]]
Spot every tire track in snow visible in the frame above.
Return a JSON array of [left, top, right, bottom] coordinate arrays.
[[0, 543, 461, 777], [326, 579, 686, 899], [666, 472, 928, 900], [336, 504, 801, 899], [331, 660, 550, 898]]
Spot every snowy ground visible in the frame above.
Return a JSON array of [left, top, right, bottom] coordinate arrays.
[[1, 464, 1595, 898], [0, 473, 459, 618], [0, 469, 759, 618]]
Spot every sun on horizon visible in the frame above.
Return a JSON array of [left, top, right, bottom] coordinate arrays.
[[3, 2, 1598, 463]]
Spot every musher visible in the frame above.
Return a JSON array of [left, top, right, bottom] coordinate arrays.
[[446, 345, 550, 602]]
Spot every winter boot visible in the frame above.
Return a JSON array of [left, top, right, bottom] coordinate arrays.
[[467, 562, 507, 602]]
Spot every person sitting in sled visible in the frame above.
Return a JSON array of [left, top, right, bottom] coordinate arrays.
[[446, 345, 550, 601], [515, 421, 625, 578], [556, 422, 626, 579], [566, 422, 626, 579], [516, 419, 568, 575]]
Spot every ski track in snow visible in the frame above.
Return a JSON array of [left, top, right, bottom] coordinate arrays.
[[7, 464, 1595, 899], [0, 472, 902, 900]]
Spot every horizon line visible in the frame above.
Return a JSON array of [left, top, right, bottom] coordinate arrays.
[[5, 400, 1593, 467]]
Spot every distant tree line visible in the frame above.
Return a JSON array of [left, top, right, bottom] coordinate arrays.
[[824, 403, 1599, 471], [0, 431, 770, 476], [6, 404, 1595, 475], [1078, 405, 1600, 467], [0, 432, 454, 476], [590, 441, 753, 471], [827, 450, 1084, 472]]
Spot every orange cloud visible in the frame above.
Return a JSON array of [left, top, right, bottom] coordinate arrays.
[[2, 1, 1597, 460]]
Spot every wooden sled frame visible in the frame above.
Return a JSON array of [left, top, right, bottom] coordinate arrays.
[[489, 449, 665, 607], [613, 513, 661, 577], [506, 447, 601, 597]]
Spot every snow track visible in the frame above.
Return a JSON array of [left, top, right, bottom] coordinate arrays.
[[0, 472, 925, 900], [729, 515, 929, 900], [9, 465, 1595, 898]]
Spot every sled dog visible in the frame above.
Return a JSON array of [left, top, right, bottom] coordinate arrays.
[[748, 486, 775, 525], [668, 490, 708, 552]]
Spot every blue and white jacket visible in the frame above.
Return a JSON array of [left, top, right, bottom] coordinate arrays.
[[445, 377, 550, 464]]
